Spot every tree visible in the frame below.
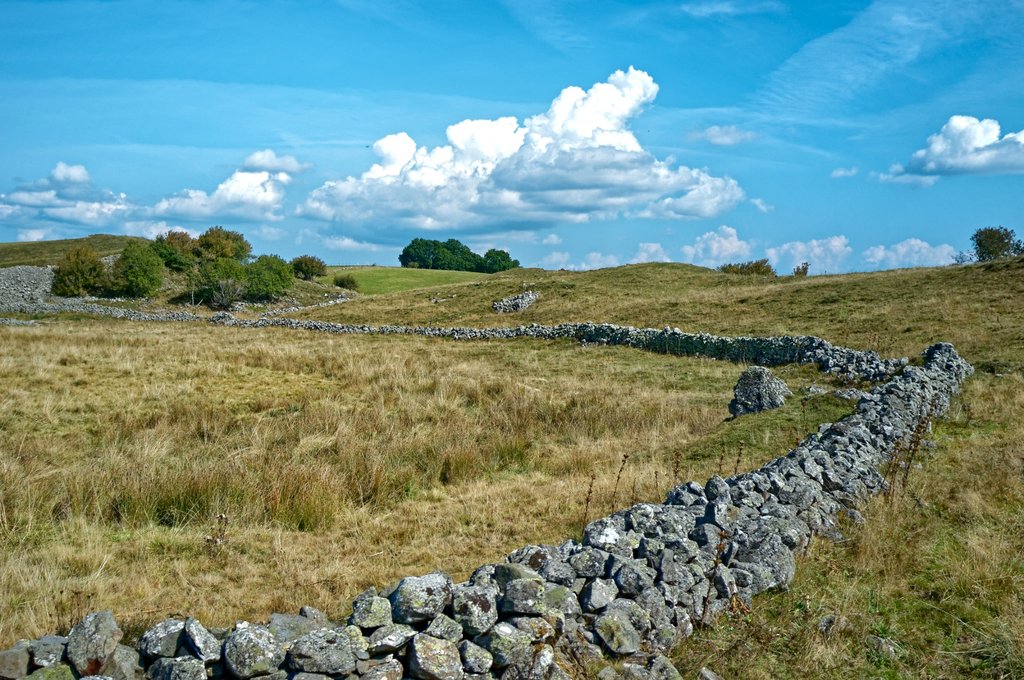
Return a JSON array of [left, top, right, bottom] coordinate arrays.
[[150, 233, 196, 272], [195, 226, 252, 262], [245, 255, 294, 301], [195, 257, 248, 308], [482, 248, 520, 273], [792, 262, 810, 277], [399, 238, 520, 273], [291, 254, 327, 281], [111, 241, 164, 297], [971, 226, 1023, 262], [52, 246, 107, 297]]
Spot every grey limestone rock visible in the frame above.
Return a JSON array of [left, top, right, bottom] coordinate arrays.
[[266, 614, 317, 646], [145, 657, 204, 680], [499, 579, 545, 615], [0, 641, 30, 680], [451, 585, 498, 637], [389, 573, 453, 625], [183, 619, 220, 664], [728, 366, 792, 417], [457, 641, 491, 675], [473, 623, 532, 669], [342, 626, 368, 660], [425, 615, 463, 643], [30, 637, 66, 670], [26, 666, 74, 680], [297, 607, 327, 624], [580, 579, 618, 612], [366, 624, 416, 655], [360, 659, 403, 680], [593, 610, 641, 656], [66, 612, 123, 678], [286, 629, 355, 675], [138, 620, 185, 661], [223, 624, 284, 679], [99, 645, 143, 680], [406, 634, 462, 680], [350, 591, 393, 630]]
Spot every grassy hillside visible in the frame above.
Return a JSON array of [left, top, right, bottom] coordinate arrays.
[[1, 258, 1022, 677], [0, 234, 145, 267], [301, 258, 1024, 373], [320, 265, 489, 294]]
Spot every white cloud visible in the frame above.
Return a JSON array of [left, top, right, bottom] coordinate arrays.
[[17, 228, 49, 242], [0, 203, 23, 220], [875, 165, 940, 186], [538, 250, 620, 270], [542, 233, 562, 245], [302, 67, 744, 230], [50, 162, 90, 184], [766, 235, 852, 274], [630, 242, 671, 264], [679, 1, 785, 18], [322, 235, 383, 251], [122, 220, 197, 239], [863, 238, 955, 269], [253, 225, 286, 241], [154, 170, 292, 220], [680, 225, 753, 266], [693, 125, 757, 146], [831, 166, 859, 178], [243, 149, 310, 173], [885, 115, 1024, 182], [750, 197, 773, 213]]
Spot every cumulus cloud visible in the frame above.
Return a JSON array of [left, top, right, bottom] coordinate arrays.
[[630, 242, 671, 264], [750, 198, 773, 213], [50, 162, 90, 184], [17, 228, 49, 242], [766, 235, 852, 274], [692, 125, 757, 146], [243, 149, 311, 173], [302, 67, 744, 230], [154, 170, 292, 220], [679, 225, 753, 266], [542, 233, 562, 245], [885, 115, 1024, 182], [538, 250, 620, 270], [831, 166, 859, 178], [1, 163, 132, 227], [323, 235, 383, 251], [122, 220, 197, 239], [863, 238, 955, 269]]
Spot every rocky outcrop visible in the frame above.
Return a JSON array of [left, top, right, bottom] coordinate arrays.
[[728, 366, 793, 416], [492, 292, 539, 313]]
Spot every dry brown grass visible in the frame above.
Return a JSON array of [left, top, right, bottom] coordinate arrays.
[[0, 320, 843, 644]]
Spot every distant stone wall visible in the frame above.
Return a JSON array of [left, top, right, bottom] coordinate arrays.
[[0, 304, 973, 680]]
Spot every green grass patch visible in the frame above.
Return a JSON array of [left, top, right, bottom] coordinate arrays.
[[0, 234, 145, 267], [319, 265, 488, 294]]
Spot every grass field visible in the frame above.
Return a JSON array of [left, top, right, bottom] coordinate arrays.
[[1, 257, 1022, 677], [320, 266, 489, 295], [0, 234, 144, 267]]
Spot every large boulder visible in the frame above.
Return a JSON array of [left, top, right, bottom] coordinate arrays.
[[66, 612, 123, 677], [728, 366, 792, 417], [286, 629, 355, 676], [0, 641, 31, 680], [451, 585, 498, 637], [406, 635, 462, 680], [389, 573, 453, 624], [223, 625, 283, 679], [145, 657, 204, 680], [138, 620, 184, 661]]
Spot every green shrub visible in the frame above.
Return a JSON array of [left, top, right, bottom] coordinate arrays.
[[195, 226, 251, 262], [333, 273, 359, 291], [245, 255, 294, 301], [195, 257, 248, 308], [111, 241, 164, 297], [792, 261, 810, 277], [971, 226, 1023, 262], [52, 246, 107, 297], [150, 233, 196, 272], [717, 258, 778, 276], [291, 255, 327, 281]]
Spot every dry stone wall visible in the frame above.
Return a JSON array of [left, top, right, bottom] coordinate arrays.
[[0, 266, 974, 680]]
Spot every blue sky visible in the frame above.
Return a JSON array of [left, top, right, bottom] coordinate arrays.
[[2, 0, 1023, 273]]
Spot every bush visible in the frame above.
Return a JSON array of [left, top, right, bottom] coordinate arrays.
[[482, 248, 520, 273], [195, 258, 248, 308], [195, 226, 251, 262], [333, 273, 359, 291], [792, 261, 810, 277], [52, 246, 107, 297], [717, 259, 777, 276], [291, 255, 327, 281], [971, 226, 1023, 262], [151, 233, 196, 272], [245, 255, 294, 301], [111, 241, 164, 297]]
